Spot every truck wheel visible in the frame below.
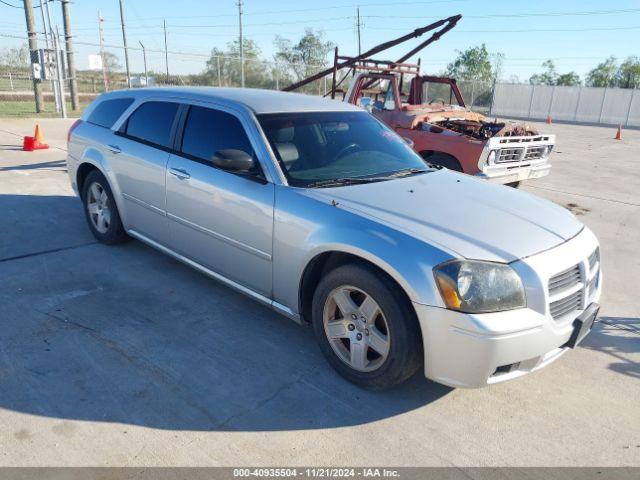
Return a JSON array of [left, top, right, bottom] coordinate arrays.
[[421, 152, 463, 172], [506, 181, 521, 188], [311, 263, 422, 390], [82, 170, 128, 244]]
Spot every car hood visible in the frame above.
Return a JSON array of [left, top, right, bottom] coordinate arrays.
[[305, 170, 583, 262]]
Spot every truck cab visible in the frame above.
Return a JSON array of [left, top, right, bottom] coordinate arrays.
[[345, 71, 554, 187]]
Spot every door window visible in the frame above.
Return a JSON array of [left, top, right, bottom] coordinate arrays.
[[87, 97, 134, 128], [180, 106, 255, 162], [124, 101, 179, 148]]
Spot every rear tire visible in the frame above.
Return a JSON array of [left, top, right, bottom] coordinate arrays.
[[82, 170, 128, 245], [311, 263, 422, 390], [421, 152, 463, 172]]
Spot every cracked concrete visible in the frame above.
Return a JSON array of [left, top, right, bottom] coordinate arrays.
[[0, 118, 638, 466]]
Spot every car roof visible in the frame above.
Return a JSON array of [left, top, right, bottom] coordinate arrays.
[[97, 87, 361, 114]]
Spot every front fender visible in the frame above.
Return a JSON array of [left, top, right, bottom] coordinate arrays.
[[272, 186, 452, 314]]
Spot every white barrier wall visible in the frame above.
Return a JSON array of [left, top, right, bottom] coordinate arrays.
[[492, 83, 639, 127]]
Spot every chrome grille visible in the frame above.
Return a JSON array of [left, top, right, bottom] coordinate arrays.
[[524, 146, 546, 160], [550, 290, 583, 320], [548, 264, 581, 296], [496, 147, 524, 163]]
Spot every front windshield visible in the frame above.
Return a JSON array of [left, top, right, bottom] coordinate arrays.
[[257, 111, 431, 187]]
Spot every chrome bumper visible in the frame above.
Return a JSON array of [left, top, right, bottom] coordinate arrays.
[[476, 161, 551, 184]]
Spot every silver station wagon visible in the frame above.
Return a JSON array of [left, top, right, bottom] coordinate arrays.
[[66, 87, 602, 389]]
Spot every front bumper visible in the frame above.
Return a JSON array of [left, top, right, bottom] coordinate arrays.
[[475, 161, 551, 184], [414, 227, 601, 388], [413, 303, 597, 388]]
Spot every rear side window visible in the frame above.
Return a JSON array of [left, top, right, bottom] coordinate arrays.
[[87, 97, 134, 128], [181, 105, 254, 162], [125, 101, 179, 148]]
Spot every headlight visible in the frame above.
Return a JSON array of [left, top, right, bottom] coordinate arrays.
[[433, 260, 526, 313], [487, 150, 497, 164]]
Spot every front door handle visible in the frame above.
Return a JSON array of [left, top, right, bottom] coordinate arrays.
[[107, 144, 121, 154], [169, 167, 191, 180]]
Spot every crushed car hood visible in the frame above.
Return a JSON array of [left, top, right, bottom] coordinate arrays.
[[306, 170, 582, 262]]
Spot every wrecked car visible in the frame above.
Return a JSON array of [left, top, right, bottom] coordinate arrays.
[[345, 71, 554, 187]]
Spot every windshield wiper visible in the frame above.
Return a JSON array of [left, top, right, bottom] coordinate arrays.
[[306, 169, 428, 188], [306, 177, 387, 188], [387, 168, 429, 178]]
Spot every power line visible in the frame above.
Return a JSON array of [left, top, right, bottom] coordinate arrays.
[[365, 7, 640, 20]]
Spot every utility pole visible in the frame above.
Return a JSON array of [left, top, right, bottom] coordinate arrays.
[[237, 0, 244, 87], [98, 10, 109, 92], [163, 20, 169, 82], [54, 25, 67, 118], [118, 0, 131, 88], [139, 41, 148, 87], [61, 0, 79, 110], [356, 7, 362, 56], [43, 0, 61, 112], [23, 0, 43, 112]]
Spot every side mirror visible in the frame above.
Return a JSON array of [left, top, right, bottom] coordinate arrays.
[[360, 97, 374, 113], [212, 149, 255, 172]]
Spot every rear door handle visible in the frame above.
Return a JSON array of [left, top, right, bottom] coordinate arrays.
[[107, 144, 121, 154], [169, 167, 190, 180]]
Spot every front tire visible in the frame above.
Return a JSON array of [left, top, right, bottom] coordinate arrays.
[[311, 263, 422, 390], [82, 170, 128, 244]]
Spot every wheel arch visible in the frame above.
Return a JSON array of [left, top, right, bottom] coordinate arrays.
[[74, 151, 128, 227], [297, 249, 420, 327], [419, 150, 463, 172]]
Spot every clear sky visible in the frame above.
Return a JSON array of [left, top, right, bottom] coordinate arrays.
[[1, 0, 639, 81]]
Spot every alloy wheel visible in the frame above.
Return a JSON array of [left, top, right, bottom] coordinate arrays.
[[322, 285, 391, 372], [86, 181, 112, 234]]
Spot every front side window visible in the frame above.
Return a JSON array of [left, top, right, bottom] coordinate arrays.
[[258, 111, 431, 187], [87, 97, 134, 129], [181, 105, 254, 161], [124, 101, 179, 148]]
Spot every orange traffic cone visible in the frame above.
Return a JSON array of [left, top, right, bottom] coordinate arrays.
[[615, 125, 622, 140], [22, 123, 49, 151], [546, 115, 553, 124]]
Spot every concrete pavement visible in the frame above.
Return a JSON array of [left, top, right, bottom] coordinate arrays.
[[0, 118, 638, 466]]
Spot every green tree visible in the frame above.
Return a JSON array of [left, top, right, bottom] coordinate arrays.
[[274, 28, 334, 89], [204, 38, 270, 88], [529, 60, 580, 86], [585, 56, 618, 87], [102, 51, 122, 72], [445, 44, 494, 82], [556, 72, 581, 86], [0, 44, 29, 69], [616, 56, 640, 89], [529, 60, 558, 85]]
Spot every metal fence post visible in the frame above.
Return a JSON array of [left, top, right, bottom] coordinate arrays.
[[527, 85, 536, 119], [625, 88, 635, 127], [8, 72, 14, 91], [547, 85, 556, 120], [573, 86, 583, 122], [598, 87, 608, 124], [470, 80, 475, 109], [216, 56, 221, 87]]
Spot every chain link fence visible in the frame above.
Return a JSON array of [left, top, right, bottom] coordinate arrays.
[[0, 32, 335, 118], [3, 31, 638, 127]]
